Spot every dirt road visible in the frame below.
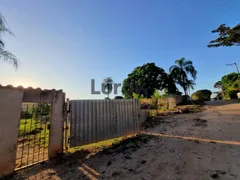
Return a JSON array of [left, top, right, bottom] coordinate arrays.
[[14, 101, 240, 180]]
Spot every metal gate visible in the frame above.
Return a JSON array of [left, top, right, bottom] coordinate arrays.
[[15, 103, 51, 170], [69, 99, 140, 147]]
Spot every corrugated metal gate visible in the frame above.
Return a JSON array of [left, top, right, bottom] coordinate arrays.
[[69, 100, 140, 147]]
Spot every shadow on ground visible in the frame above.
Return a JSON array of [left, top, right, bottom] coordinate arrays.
[[6, 134, 156, 180]]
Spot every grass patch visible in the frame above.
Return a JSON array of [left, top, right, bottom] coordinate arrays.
[[18, 118, 50, 147], [68, 136, 130, 154], [67, 134, 156, 159]]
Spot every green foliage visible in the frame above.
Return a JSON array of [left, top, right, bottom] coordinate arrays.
[[122, 63, 177, 98], [169, 57, 197, 95], [191, 89, 212, 101], [0, 13, 19, 69], [18, 118, 50, 147], [180, 95, 193, 105], [208, 24, 240, 47], [132, 92, 142, 100], [21, 103, 50, 120], [21, 111, 32, 119], [151, 89, 162, 99], [219, 72, 240, 99], [227, 89, 238, 99], [198, 89, 212, 97], [222, 73, 239, 88], [213, 81, 222, 89], [32, 104, 51, 121]]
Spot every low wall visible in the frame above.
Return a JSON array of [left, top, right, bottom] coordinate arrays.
[[139, 95, 182, 109]]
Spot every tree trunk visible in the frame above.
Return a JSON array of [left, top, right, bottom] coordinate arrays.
[[183, 86, 187, 96]]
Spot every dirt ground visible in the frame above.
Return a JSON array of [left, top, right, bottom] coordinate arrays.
[[11, 100, 240, 180]]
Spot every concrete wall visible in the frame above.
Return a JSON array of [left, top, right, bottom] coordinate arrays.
[[0, 85, 65, 177], [175, 95, 183, 105], [49, 91, 65, 157], [139, 95, 182, 109], [0, 87, 24, 177]]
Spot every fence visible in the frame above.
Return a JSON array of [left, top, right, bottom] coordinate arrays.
[[0, 86, 142, 177], [0, 85, 65, 177], [69, 99, 140, 147]]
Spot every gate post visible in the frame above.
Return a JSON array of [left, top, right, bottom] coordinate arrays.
[[0, 87, 24, 177], [48, 90, 65, 158]]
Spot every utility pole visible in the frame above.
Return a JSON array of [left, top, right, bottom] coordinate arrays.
[[226, 62, 239, 75]]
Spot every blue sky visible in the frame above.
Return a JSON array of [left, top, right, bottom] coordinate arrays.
[[0, 0, 239, 99]]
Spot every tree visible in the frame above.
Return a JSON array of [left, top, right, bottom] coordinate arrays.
[[132, 92, 142, 100], [161, 73, 177, 95], [32, 103, 51, 121], [214, 80, 224, 98], [214, 81, 222, 89], [0, 13, 19, 69], [220, 72, 240, 99], [222, 72, 240, 88], [208, 24, 240, 47], [122, 63, 176, 98], [169, 58, 197, 96], [186, 79, 196, 95], [102, 77, 113, 98], [191, 89, 212, 101]]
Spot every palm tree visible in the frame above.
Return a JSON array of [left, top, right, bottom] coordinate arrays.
[[169, 57, 197, 95], [0, 13, 19, 69], [102, 77, 113, 99], [186, 79, 196, 96]]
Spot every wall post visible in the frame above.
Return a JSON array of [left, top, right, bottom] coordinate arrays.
[[48, 91, 65, 158], [0, 87, 24, 177]]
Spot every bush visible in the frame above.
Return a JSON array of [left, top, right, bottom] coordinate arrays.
[[21, 111, 32, 119], [191, 89, 212, 101], [150, 100, 158, 109], [227, 89, 238, 99], [179, 95, 193, 105], [114, 96, 124, 99], [191, 91, 208, 101], [132, 93, 142, 100]]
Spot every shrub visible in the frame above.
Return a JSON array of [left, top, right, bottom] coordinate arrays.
[[226, 89, 238, 99], [114, 96, 124, 99], [191, 91, 208, 101], [179, 95, 193, 105], [191, 89, 212, 101], [21, 111, 32, 119], [150, 100, 158, 109], [151, 89, 163, 99], [132, 93, 142, 100]]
